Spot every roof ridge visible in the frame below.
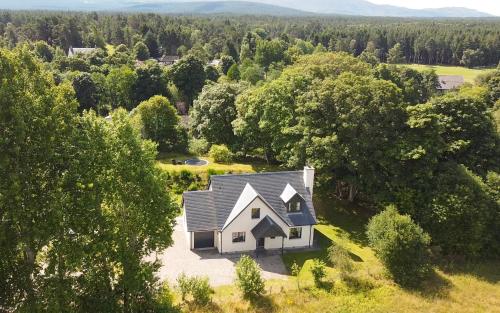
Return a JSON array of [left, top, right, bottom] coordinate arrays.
[[183, 190, 212, 195], [212, 170, 303, 178]]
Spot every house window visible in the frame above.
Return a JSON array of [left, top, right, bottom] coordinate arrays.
[[287, 200, 301, 213], [289, 227, 302, 239], [232, 232, 246, 243], [251, 208, 260, 219]]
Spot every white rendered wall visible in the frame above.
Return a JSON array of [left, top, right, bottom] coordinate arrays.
[[220, 197, 313, 253]]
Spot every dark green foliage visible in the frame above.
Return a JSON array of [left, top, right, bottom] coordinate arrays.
[[144, 31, 160, 58], [367, 206, 431, 287], [220, 55, 236, 74], [255, 38, 287, 69], [190, 82, 242, 146], [165, 170, 204, 194], [170, 55, 206, 104], [134, 95, 186, 152], [72, 72, 100, 112], [375, 64, 438, 104], [0, 48, 178, 311], [407, 163, 499, 257], [387, 43, 405, 64], [33, 40, 54, 62], [461, 49, 484, 68], [427, 92, 499, 174], [133, 62, 170, 105], [205, 65, 220, 82], [1, 12, 498, 67], [134, 41, 150, 61], [227, 63, 241, 81], [235, 255, 265, 299]]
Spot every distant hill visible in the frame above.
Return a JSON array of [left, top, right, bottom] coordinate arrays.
[[272, 0, 493, 17], [0, 0, 494, 17], [127, 1, 309, 16]]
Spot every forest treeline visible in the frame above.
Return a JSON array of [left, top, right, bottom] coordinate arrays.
[[0, 11, 499, 67]]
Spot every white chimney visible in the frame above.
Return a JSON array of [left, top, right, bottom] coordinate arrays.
[[303, 166, 315, 196]]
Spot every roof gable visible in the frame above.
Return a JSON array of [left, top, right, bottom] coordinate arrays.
[[222, 183, 259, 229]]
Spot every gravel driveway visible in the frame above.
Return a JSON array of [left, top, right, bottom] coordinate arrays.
[[149, 218, 289, 286]]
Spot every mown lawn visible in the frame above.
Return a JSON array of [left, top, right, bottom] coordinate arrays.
[[398, 64, 493, 83], [156, 152, 282, 175], [179, 191, 500, 313]]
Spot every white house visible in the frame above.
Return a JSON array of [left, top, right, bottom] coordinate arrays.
[[68, 46, 96, 57], [182, 167, 317, 253]]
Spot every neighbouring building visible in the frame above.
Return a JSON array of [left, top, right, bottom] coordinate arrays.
[[68, 46, 96, 57], [437, 75, 465, 91], [157, 55, 180, 66], [182, 167, 317, 253], [208, 59, 222, 67]]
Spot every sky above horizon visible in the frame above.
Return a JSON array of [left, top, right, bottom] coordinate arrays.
[[369, 0, 500, 15]]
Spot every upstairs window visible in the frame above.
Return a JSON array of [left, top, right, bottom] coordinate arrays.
[[289, 227, 302, 239], [232, 232, 246, 243], [287, 200, 301, 213], [251, 208, 260, 219]]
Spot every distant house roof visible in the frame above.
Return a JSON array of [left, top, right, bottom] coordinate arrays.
[[68, 47, 96, 57], [438, 75, 465, 90], [208, 59, 221, 67], [157, 55, 180, 64], [183, 170, 317, 232]]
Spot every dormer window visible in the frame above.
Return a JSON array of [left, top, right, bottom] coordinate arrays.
[[287, 200, 301, 213]]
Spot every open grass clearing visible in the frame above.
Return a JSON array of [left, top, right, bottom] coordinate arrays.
[[156, 152, 283, 175], [398, 63, 494, 83]]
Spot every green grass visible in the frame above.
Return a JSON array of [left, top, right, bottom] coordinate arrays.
[[399, 64, 494, 83], [179, 191, 500, 313], [156, 152, 282, 175]]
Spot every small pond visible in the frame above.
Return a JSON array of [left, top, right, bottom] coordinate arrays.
[[184, 158, 209, 166]]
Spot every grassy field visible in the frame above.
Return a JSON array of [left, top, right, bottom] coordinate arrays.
[[400, 64, 493, 83], [178, 191, 500, 313], [156, 153, 282, 175]]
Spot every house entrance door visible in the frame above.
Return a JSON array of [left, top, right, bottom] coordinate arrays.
[[257, 237, 265, 248]]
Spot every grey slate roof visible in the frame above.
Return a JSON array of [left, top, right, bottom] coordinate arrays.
[[438, 75, 465, 90], [183, 170, 317, 232], [252, 216, 287, 239]]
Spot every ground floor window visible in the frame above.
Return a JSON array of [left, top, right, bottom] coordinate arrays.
[[232, 232, 246, 243], [289, 227, 302, 239]]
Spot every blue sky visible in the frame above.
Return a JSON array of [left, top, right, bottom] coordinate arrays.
[[370, 0, 500, 15]]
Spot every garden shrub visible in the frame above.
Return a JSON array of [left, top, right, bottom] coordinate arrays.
[[209, 144, 233, 164], [235, 255, 265, 298], [188, 138, 210, 155], [366, 206, 432, 287], [175, 273, 213, 306], [310, 259, 326, 287]]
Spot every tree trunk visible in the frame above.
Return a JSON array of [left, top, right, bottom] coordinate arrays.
[[348, 184, 358, 202]]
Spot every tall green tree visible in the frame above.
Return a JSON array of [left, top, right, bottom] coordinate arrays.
[[190, 83, 244, 146], [134, 95, 187, 152], [169, 54, 206, 105], [133, 41, 150, 61], [0, 48, 178, 311], [387, 43, 406, 64]]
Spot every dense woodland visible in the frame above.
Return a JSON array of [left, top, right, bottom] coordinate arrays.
[[0, 10, 499, 312], [0, 11, 500, 66]]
